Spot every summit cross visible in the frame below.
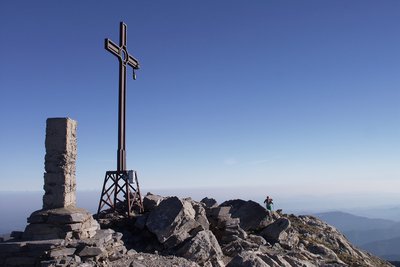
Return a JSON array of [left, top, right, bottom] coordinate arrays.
[[98, 22, 143, 216], [105, 22, 140, 171]]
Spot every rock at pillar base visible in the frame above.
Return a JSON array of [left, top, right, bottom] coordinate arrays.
[[23, 207, 100, 241], [43, 118, 77, 209]]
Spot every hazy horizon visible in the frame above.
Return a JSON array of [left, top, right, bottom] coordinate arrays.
[[2, 188, 400, 235]]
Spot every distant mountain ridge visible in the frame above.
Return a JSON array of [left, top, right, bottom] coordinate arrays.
[[348, 206, 400, 222], [314, 211, 397, 232], [314, 211, 400, 261]]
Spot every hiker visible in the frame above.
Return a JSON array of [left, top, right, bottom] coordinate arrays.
[[264, 196, 273, 211]]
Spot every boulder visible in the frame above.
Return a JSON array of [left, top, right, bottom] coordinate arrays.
[[143, 193, 164, 212], [189, 200, 210, 230], [177, 230, 223, 266], [206, 206, 232, 227], [260, 218, 291, 244], [201, 197, 218, 208], [278, 229, 299, 250], [146, 197, 200, 247], [220, 200, 270, 231]]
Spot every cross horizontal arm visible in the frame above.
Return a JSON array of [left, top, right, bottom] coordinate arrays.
[[105, 39, 119, 57], [127, 54, 140, 69]]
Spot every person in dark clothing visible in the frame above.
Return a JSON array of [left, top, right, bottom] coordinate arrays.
[[264, 196, 273, 211]]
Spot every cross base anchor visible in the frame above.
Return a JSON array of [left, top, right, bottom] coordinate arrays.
[[97, 170, 144, 216]]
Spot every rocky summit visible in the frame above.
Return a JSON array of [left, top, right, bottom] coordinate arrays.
[[0, 194, 393, 267]]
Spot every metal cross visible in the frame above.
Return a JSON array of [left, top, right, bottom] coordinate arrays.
[[105, 22, 140, 171]]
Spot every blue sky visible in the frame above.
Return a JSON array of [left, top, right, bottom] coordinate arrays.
[[0, 1, 399, 204]]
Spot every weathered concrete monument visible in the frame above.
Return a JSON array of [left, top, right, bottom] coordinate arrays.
[[23, 118, 100, 241], [0, 118, 126, 266], [43, 118, 77, 209]]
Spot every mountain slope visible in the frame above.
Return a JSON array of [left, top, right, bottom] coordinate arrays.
[[362, 237, 400, 261]]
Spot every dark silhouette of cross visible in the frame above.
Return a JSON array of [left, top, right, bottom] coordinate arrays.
[[105, 22, 140, 171]]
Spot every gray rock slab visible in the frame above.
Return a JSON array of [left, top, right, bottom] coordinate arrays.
[[82, 229, 114, 246], [200, 197, 218, 208], [78, 246, 106, 257], [260, 217, 291, 244], [47, 212, 89, 224], [211, 206, 231, 219], [146, 196, 199, 244], [221, 199, 270, 231], [143, 193, 164, 212], [177, 230, 223, 265], [190, 200, 209, 231], [49, 247, 76, 258], [23, 224, 65, 240], [27, 207, 92, 224], [25, 239, 64, 249]]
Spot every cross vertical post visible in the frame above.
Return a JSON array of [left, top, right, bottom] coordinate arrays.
[[104, 22, 140, 172]]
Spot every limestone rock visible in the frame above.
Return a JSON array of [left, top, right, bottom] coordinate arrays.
[[49, 247, 76, 257], [78, 246, 106, 257], [177, 230, 223, 265], [23, 223, 66, 240], [200, 197, 218, 208], [220, 199, 270, 231], [143, 193, 164, 212], [189, 199, 210, 231], [146, 196, 200, 247], [23, 207, 99, 241], [259, 217, 291, 244]]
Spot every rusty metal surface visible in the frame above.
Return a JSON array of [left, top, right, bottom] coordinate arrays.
[[98, 22, 143, 216], [97, 171, 144, 216], [105, 21, 140, 172]]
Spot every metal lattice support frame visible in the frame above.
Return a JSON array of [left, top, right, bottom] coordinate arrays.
[[97, 171, 144, 216]]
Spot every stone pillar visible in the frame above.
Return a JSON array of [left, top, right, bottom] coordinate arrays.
[[43, 118, 77, 209]]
